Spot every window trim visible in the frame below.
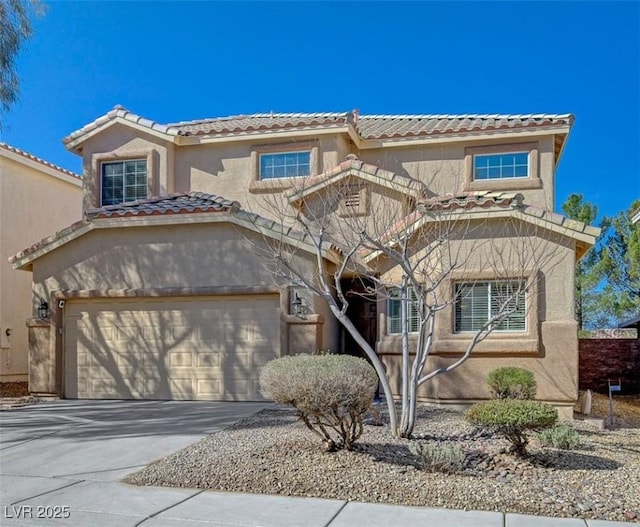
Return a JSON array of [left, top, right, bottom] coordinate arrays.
[[91, 150, 156, 209], [454, 280, 527, 334], [472, 151, 529, 181], [249, 142, 319, 193], [258, 150, 311, 180], [464, 142, 541, 192], [100, 158, 149, 206]]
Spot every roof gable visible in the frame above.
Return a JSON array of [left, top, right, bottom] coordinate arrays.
[[359, 191, 600, 264], [10, 192, 340, 270], [285, 156, 426, 206]]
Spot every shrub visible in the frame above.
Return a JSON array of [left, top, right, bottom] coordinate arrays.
[[409, 441, 466, 473], [260, 354, 378, 451], [535, 424, 581, 450], [466, 399, 557, 456], [487, 367, 537, 400]]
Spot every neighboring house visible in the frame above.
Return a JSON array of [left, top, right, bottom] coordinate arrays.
[[0, 143, 82, 383], [632, 206, 640, 224], [10, 107, 600, 415]]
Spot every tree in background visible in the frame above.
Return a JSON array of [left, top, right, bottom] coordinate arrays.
[[564, 195, 640, 328], [0, 0, 44, 129], [561, 194, 599, 329], [593, 199, 640, 325]]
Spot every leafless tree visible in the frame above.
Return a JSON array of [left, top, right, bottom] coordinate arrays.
[[248, 173, 564, 438]]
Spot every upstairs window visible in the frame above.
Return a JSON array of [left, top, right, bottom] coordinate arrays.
[[454, 280, 526, 333], [473, 152, 528, 180], [259, 151, 310, 179], [101, 160, 147, 206], [387, 287, 420, 334]]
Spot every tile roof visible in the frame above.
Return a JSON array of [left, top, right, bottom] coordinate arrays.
[[170, 112, 353, 137], [417, 191, 599, 236], [85, 192, 241, 219], [359, 191, 600, 262], [172, 112, 573, 139], [355, 114, 573, 140], [418, 191, 524, 211], [63, 107, 573, 147], [0, 142, 82, 180]]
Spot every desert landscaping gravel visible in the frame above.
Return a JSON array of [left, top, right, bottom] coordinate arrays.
[[126, 405, 640, 523]]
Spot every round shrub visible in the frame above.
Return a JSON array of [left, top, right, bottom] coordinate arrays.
[[466, 399, 557, 455], [409, 440, 466, 473], [487, 367, 537, 400], [535, 424, 581, 450], [260, 354, 378, 451]]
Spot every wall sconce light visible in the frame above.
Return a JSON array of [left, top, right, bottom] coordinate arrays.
[[38, 300, 49, 320], [292, 293, 304, 318]]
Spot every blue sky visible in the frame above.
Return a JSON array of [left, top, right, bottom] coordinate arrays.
[[2, 1, 638, 220]]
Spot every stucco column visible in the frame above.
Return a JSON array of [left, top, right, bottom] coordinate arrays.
[[26, 318, 56, 395]]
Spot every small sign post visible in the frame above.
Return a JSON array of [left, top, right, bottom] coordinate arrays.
[[608, 378, 622, 427]]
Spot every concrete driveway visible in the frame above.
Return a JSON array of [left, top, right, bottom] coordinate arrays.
[[1, 400, 325, 527]]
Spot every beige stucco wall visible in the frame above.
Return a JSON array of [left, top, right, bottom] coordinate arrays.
[[79, 125, 558, 221], [0, 153, 82, 381], [80, 124, 174, 211], [27, 220, 334, 395], [374, 217, 579, 407], [357, 136, 556, 210]]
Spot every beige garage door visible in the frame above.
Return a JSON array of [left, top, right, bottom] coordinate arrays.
[[64, 296, 280, 401]]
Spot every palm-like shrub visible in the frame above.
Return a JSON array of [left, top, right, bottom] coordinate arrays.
[[260, 354, 378, 451]]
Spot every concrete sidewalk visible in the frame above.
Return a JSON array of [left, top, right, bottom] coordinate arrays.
[[1, 480, 633, 526], [0, 400, 634, 527]]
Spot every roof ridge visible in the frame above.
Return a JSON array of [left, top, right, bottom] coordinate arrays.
[[0, 142, 82, 180], [166, 111, 351, 127], [359, 113, 573, 120]]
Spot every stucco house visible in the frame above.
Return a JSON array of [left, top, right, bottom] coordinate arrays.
[[10, 108, 599, 414], [1, 143, 82, 383]]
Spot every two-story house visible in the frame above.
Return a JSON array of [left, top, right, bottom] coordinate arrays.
[[10, 107, 599, 416], [1, 143, 82, 384]]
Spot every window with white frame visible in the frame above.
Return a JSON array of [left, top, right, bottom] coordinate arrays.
[[454, 280, 526, 333], [387, 287, 420, 334], [473, 152, 528, 180], [101, 159, 148, 206], [259, 151, 310, 179]]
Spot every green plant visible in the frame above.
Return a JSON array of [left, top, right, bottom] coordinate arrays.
[[409, 441, 466, 473], [260, 354, 378, 451], [466, 399, 557, 456], [535, 424, 581, 450], [487, 367, 537, 400]]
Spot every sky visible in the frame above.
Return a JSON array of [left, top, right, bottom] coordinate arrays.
[[1, 0, 639, 221]]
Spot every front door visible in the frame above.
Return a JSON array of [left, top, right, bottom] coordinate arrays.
[[341, 279, 377, 358]]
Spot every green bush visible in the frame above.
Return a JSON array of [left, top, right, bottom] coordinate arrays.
[[487, 367, 537, 400], [409, 441, 466, 473], [466, 399, 557, 456], [260, 354, 378, 451], [535, 424, 581, 450]]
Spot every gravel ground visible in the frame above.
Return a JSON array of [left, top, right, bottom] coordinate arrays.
[[126, 405, 640, 523]]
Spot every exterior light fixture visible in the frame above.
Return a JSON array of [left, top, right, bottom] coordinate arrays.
[[38, 300, 49, 320], [292, 293, 304, 317]]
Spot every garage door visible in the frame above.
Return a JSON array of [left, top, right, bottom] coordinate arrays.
[[64, 296, 280, 401]]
